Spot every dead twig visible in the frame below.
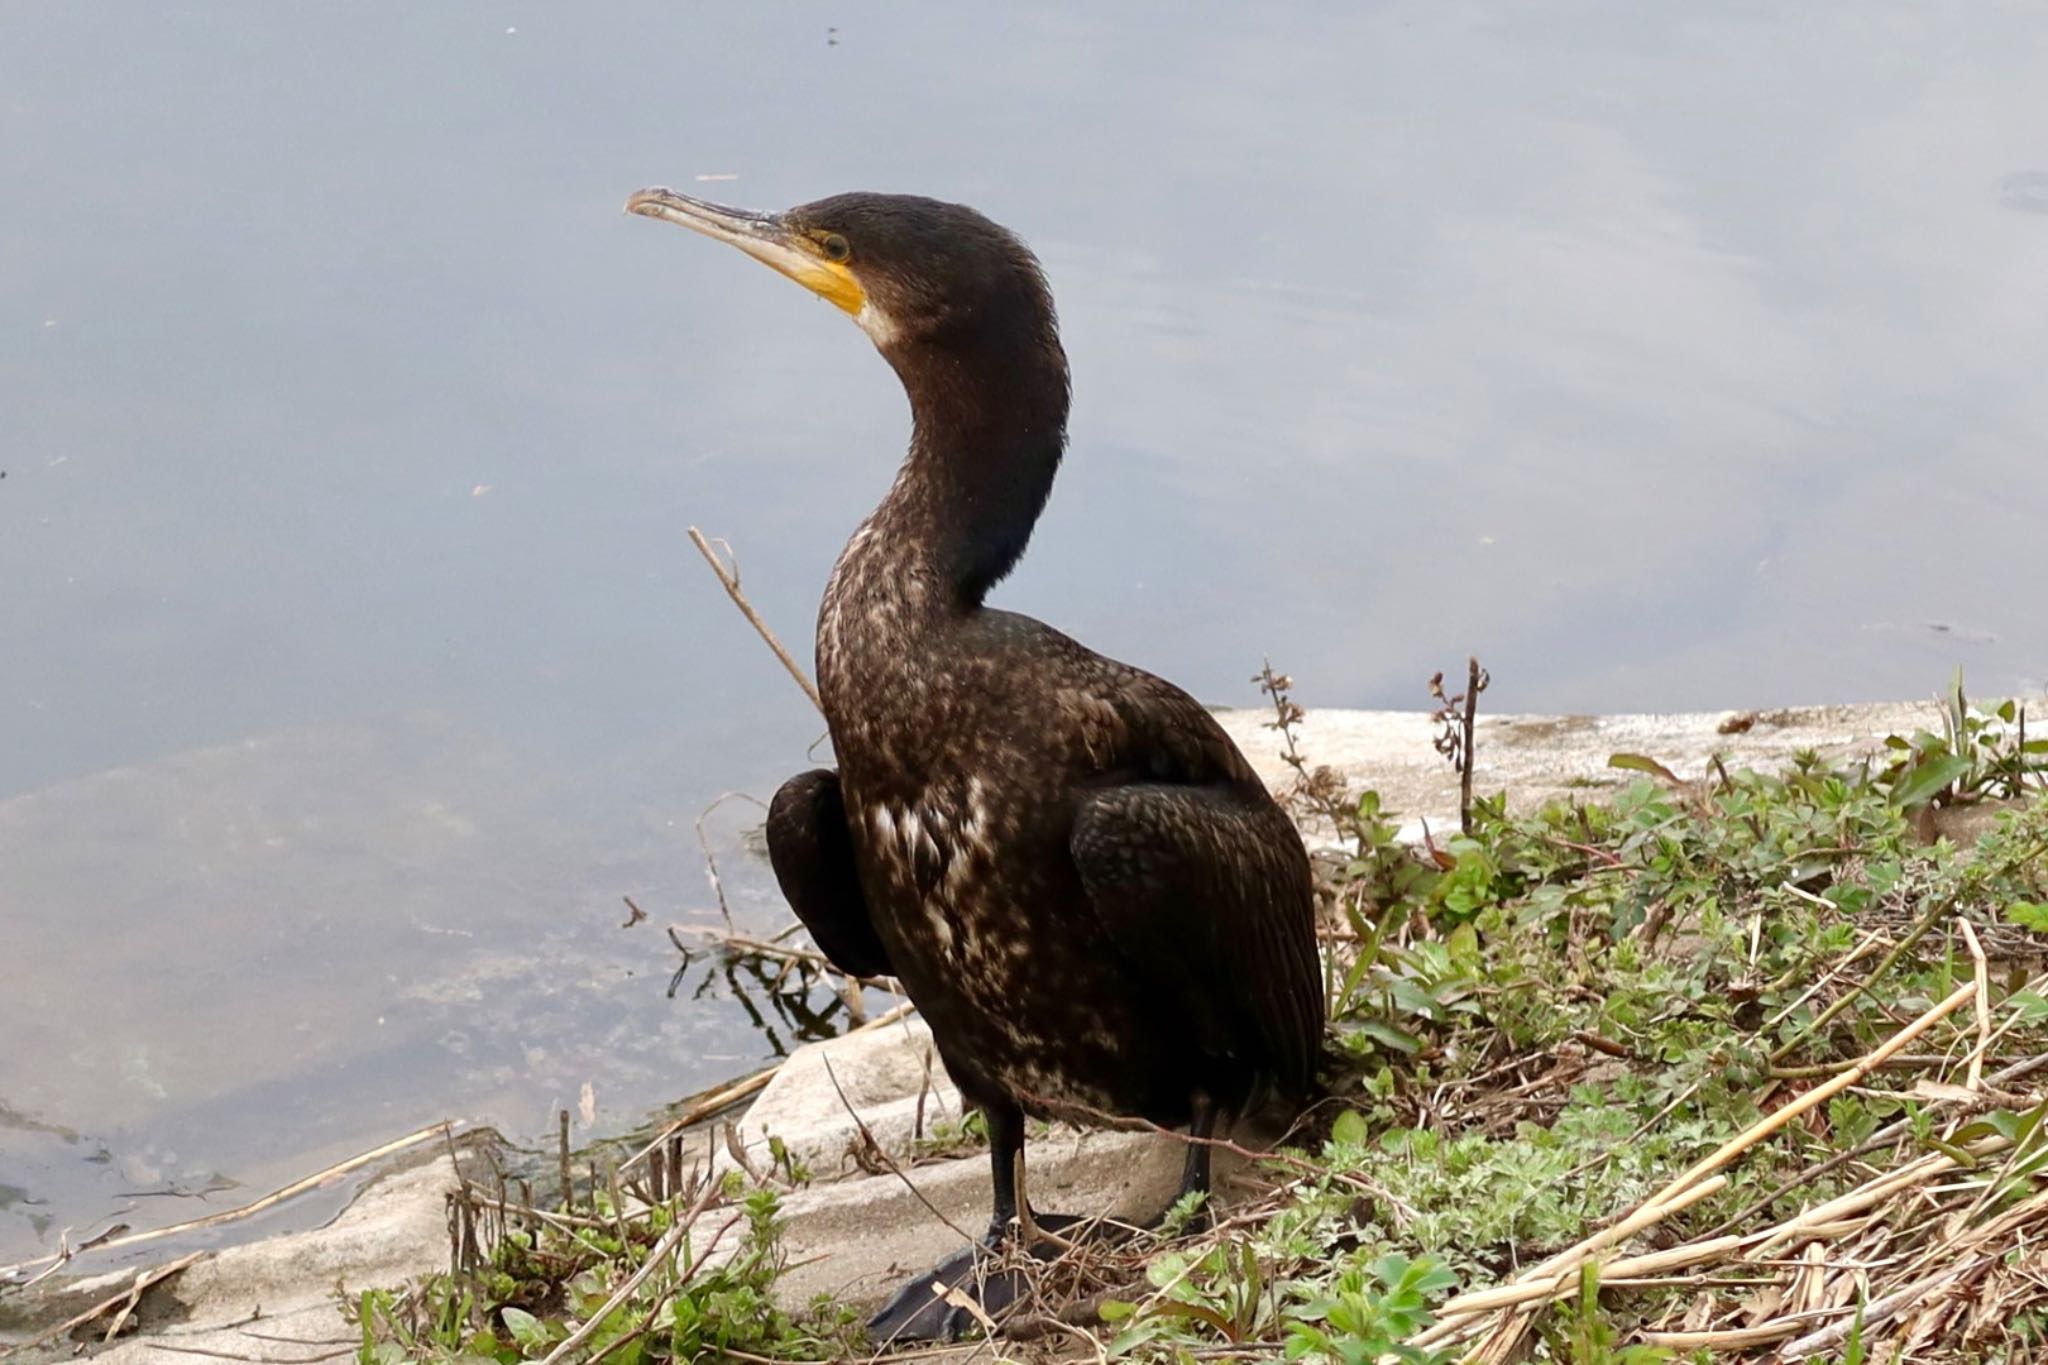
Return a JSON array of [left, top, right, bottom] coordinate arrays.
[[691, 789, 767, 933], [1429, 656, 1489, 835], [1960, 917, 1992, 1090], [558, 1109, 575, 1212], [723, 1119, 767, 1184], [819, 1055, 978, 1247], [671, 923, 899, 992], [688, 526, 822, 713]]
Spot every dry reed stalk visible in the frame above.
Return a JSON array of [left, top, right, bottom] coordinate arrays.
[[1412, 981, 1981, 1355], [1659, 980, 1976, 1199], [1761, 922, 1890, 1032], [1745, 1153, 1960, 1259], [1416, 1178, 1730, 1335], [1960, 916, 1992, 1090], [1779, 1262, 1975, 1359]]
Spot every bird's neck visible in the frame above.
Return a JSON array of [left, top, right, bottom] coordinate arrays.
[[848, 328, 1071, 615]]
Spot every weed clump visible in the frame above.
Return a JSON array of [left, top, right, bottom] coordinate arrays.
[[347, 1175, 854, 1364]]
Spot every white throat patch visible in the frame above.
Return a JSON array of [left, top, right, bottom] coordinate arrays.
[[854, 298, 901, 347]]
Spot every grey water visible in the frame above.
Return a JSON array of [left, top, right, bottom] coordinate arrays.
[[4, 2, 2046, 1266]]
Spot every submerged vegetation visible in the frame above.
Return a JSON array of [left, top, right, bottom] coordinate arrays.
[[350, 673, 2048, 1363]]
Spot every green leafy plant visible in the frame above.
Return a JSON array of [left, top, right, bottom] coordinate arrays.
[[1881, 669, 2047, 808], [1552, 1264, 1671, 1364], [346, 1181, 843, 1364], [1283, 1254, 1457, 1364]]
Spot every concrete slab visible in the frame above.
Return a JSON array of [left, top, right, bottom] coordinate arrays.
[[1214, 700, 1944, 843], [772, 1126, 1185, 1313], [6, 1154, 456, 1363], [738, 1015, 965, 1180]]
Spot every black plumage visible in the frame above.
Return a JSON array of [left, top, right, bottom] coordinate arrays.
[[629, 187, 1324, 1339]]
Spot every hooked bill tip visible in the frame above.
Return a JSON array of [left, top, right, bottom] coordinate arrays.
[[624, 187, 675, 216]]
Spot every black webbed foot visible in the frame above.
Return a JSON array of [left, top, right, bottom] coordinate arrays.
[[864, 1213, 1102, 1344]]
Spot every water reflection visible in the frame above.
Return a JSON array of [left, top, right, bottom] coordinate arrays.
[[672, 952, 867, 1062], [4, 0, 2045, 1262]]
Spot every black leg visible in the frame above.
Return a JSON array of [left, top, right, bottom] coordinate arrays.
[[1178, 1093, 1218, 1201], [985, 1100, 1025, 1231], [866, 1101, 1044, 1344], [866, 1095, 1225, 1343]]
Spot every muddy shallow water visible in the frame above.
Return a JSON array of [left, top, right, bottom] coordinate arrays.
[[4, 1, 2046, 1260]]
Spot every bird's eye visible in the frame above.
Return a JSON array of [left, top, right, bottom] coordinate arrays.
[[821, 233, 851, 262]]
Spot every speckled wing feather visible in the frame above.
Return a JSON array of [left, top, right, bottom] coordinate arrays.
[[1067, 668, 1324, 1101], [766, 768, 894, 980]]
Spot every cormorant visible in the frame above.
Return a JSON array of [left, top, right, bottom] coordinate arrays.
[[627, 187, 1324, 1340]]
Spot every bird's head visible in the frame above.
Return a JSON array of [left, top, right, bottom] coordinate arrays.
[[626, 188, 1057, 358]]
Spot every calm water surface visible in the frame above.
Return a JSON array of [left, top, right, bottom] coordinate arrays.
[[5, 3, 2046, 1264]]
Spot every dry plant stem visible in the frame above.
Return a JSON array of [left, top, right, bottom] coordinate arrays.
[[819, 1055, 977, 1246], [1960, 917, 1992, 1090], [936, 1282, 1003, 1339], [584, 1301, 667, 1365], [1459, 656, 1482, 835], [558, 1109, 574, 1212], [723, 1120, 766, 1184], [0, 1122, 451, 1283], [1417, 981, 1977, 1349], [1419, 1177, 1731, 1324], [688, 526, 823, 713], [1762, 922, 1889, 1032], [1765, 1053, 1955, 1080], [1471, 1307, 1536, 1365], [856, 1343, 1010, 1365], [692, 790, 767, 932], [101, 1263, 157, 1344], [1640, 1321, 1806, 1350], [1768, 903, 1966, 1063], [1663, 980, 1973, 1199], [1009, 1312, 1112, 1364], [1767, 833, 2048, 1068], [1779, 1262, 1975, 1359], [1745, 1154, 1962, 1258], [1704, 1045, 2048, 1239], [674, 923, 901, 992], [484, 1198, 654, 1235], [141, 1346, 354, 1363]]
